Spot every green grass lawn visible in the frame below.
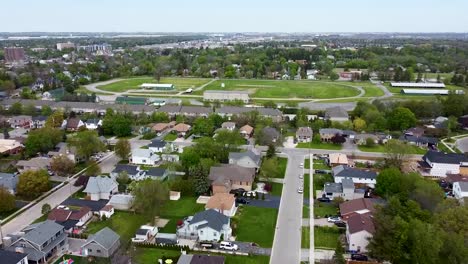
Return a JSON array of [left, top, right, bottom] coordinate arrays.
[[353, 82, 385, 97], [163, 133, 178, 141], [235, 206, 278, 247], [358, 144, 427, 154], [269, 182, 283, 196], [85, 211, 149, 242], [297, 142, 343, 150], [313, 174, 334, 199], [314, 203, 339, 218], [195, 79, 360, 99], [314, 226, 342, 249], [304, 172, 310, 199], [260, 157, 288, 178], [303, 205, 309, 218], [54, 255, 110, 264], [302, 227, 310, 249], [98, 77, 211, 92], [159, 197, 205, 233]]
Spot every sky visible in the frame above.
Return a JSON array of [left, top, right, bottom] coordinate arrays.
[[2, 0, 467, 33]]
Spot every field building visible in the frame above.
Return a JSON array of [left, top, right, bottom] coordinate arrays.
[[203, 90, 250, 103], [139, 83, 175, 90]]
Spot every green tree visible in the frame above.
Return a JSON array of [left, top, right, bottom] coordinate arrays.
[[365, 137, 376, 147], [41, 105, 53, 116], [190, 159, 214, 195], [112, 115, 132, 137], [375, 167, 403, 198], [353, 118, 367, 132], [260, 158, 281, 181], [132, 179, 169, 223], [384, 139, 411, 169], [85, 160, 101, 176], [23, 104, 36, 116], [214, 130, 245, 148], [17, 170, 50, 199], [116, 171, 130, 192], [329, 72, 339, 81], [69, 130, 105, 160], [192, 117, 214, 136], [50, 155, 75, 177], [0, 186, 16, 213], [333, 239, 346, 264], [9, 102, 23, 115], [152, 112, 169, 122], [41, 203, 51, 215], [115, 139, 131, 160], [387, 107, 417, 131], [266, 144, 276, 158], [24, 127, 63, 156], [45, 111, 64, 128]]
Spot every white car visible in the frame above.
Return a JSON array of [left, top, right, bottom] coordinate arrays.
[[297, 187, 303, 193], [220, 241, 238, 251], [327, 216, 342, 223], [299, 163, 304, 168], [245, 191, 256, 197], [299, 174, 303, 179]]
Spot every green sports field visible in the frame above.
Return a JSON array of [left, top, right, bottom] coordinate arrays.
[[194, 79, 361, 99], [97, 77, 211, 92]]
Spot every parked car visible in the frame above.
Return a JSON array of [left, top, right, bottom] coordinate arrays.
[[230, 188, 246, 197], [220, 241, 238, 251], [299, 174, 303, 179], [297, 187, 303, 193], [334, 221, 346, 228], [245, 191, 256, 198], [315, 170, 328, 174], [299, 162, 304, 168], [236, 197, 250, 205], [351, 254, 368, 261], [327, 216, 342, 223], [199, 242, 214, 249], [317, 197, 331, 203]]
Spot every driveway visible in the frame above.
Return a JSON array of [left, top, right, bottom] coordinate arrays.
[[68, 238, 86, 255], [455, 137, 468, 153], [244, 195, 281, 209], [270, 154, 305, 264]]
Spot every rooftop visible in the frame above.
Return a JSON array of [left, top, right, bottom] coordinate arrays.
[[423, 151, 468, 164]]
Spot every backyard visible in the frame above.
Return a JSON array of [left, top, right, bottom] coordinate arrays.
[[85, 211, 149, 242], [163, 133, 178, 141], [97, 77, 211, 92], [314, 226, 342, 249], [54, 255, 110, 264], [313, 174, 334, 199], [314, 203, 339, 218], [159, 197, 205, 233], [234, 206, 278, 247]]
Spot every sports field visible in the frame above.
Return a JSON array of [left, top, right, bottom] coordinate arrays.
[[195, 79, 361, 99], [97, 77, 211, 92]]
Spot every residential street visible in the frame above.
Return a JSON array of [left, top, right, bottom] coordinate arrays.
[[270, 153, 305, 264]]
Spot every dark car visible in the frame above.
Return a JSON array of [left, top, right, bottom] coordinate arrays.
[[317, 197, 331, 203], [334, 221, 346, 228], [199, 242, 214, 249], [315, 169, 327, 174], [236, 198, 250, 205], [351, 254, 368, 261], [230, 188, 246, 196]]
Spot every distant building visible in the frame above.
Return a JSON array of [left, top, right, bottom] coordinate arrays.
[[4, 47, 25, 63], [139, 83, 175, 90], [203, 90, 250, 103], [324, 107, 349, 122], [56, 42, 75, 51], [391, 82, 446, 88], [116, 96, 147, 105], [296, 127, 313, 143]]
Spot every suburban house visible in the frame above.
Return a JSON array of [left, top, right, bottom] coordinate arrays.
[[47, 206, 92, 232], [47, 142, 82, 163], [209, 164, 256, 194], [353, 134, 379, 145], [346, 212, 375, 253], [5, 220, 68, 264], [323, 179, 365, 201], [221, 122, 236, 131], [0, 139, 23, 155], [62, 117, 84, 131], [99, 205, 115, 219], [228, 149, 261, 170], [179, 106, 213, 118], [324, 107, 349, 122], [319, 128, 343, 142], [458, 115, 468, 129], [296, 127, 313, 143], [173, 123, 191, 137], [262, 126, 281, 144], [134, 225, 158, 242], [177, 254, 225, 264], [81, 227, 120, 258], [152, 123, 170, 135], [328, 153, 349, 167], [339, 198, 377, 220], [333, 165, 378, 187], [0, 249, 28, 264], [130, 148, 160, 166], [399, 134, 438, 148], [215, 106, 283, 123], [145, 167, 169, 180], [84, 119, 102, 130], [420, 151, 468, 178], [83, 176, 118, 201], [177, 209, 232, 242], [453, 181, 468, 203], [108, 194, 134, 210], [239, 124, 254, 138], [8, 115, 32, 128], [31, 116, 47, 129], [110, 164, 143, 180], [203, 90, 250, 104], [0, 172, 19, 194], [405, 127, 425, 137], [148, 139, 167, 153], [205, 193, 237, 217], [16, 157, 51, 173]]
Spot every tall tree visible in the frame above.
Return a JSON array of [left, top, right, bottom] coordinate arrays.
[[24, 127, 63, 156], [115, 139, 131, 160], [384, 139, 411, 169], [50, 155, 75, 177], [45, 110, 64, 128], [132, 179, 169, 223], [0, 186, 16, 213], [387, 107, 417, 131], [85, 160, 101, 176], [69, 130, 105, 160], [16, 170, 50, 199]]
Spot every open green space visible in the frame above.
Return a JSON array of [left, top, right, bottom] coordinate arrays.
[[85, 211, 149, 242], [314, 226, 342, 249], [350, 81, 384, 97], [358, 144, 427, 154], [269, 182, 283, 196], [235, 206, 278, 247], [304, 159, 330, 170], [297, 142, 343, 150], [54, 255, 110, 264], [313, 174, 334, 199], [97, 77, 211, 92], [303, 205, 309, 218], [314, 203, 339, 218], [163, 133, 178, 141], [304, 172, 310, 199], [196, 79, 361, 99], [159, 197, 205, 233], [302, 227, 310, 249]]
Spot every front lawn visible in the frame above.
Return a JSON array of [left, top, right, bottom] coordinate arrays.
[[304, 173, 310, 199], [159, 197, 205, 233], [297, 142, 343, 150], [85, 211, 149, 242], [260, 157, 287, 178], [269, 182, 283, 196], [234, 206, 278, 247], [164, 133, 178, 141], [303, 205, 309, 218], [54, 255, 110, 264], [302, 227, 310, 249], [313, 174, 333, 198], [314, 226, 342, 249], [359, 144, 427, 154], [314, 203, 339, 218]]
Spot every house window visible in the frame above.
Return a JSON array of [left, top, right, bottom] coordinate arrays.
[[89, 249, 93, 252], [97, 250, 101, 253], [214, 232, 217, 236], [200, 230, 203, 235], [142, 159, 146, 163]]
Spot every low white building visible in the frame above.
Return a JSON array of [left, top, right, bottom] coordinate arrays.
[[453, 182, 468, 203], [131, 149, 160, 166], [108, 194, 134, 210], [176, 209, 232, 242], [99, 205, 115, 219], [323, 179, 365, 201], [333, 165, 377, 188], [421, 151, 468, 178], [346, 213, 374, 252], [83, 176, 118, 201], [84, 119, 102, 130], [203, 90, 250, 103]]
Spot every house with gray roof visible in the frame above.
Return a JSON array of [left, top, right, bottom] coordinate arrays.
[[296, 127, 313, 143], [420, 151, 468, 178], [215, 107, 282, 122], [333, 165, 378, 187], [81, 227, 120, 258], [0, 173, 19, 194], [110, 164, 144, 180], [323, 178, 365, 201], [145, 167, 168, 180], [130, 148, 160, 166], [324, 106, 349, 122], [177, 254, 225, 264], [5, 220, 68, 264], [228, 149, 262, 170], [83, 176, 118, 201], [180, 106, 213, 117], [319, 128, 343, 142], [176, 209, 232, 242], [0, 249, 28, 264]]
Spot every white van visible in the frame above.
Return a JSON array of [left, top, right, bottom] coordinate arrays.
[[220, 241, 239, 251]]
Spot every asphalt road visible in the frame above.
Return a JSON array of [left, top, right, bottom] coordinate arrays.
[[270, 153, 305, 264]]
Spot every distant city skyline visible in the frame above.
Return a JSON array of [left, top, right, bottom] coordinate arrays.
[[2, 0, 467, 33]]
